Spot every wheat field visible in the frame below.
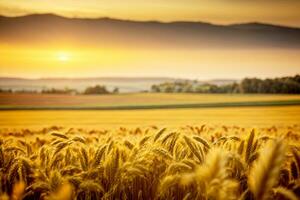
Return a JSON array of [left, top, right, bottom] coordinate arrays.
[[0, 124, 299, 200]]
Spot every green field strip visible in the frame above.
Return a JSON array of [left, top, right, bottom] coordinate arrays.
[[0, 100, 300, 110]]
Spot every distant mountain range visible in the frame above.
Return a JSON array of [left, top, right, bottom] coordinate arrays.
[[1, 14, 300, 49], [0, 77, 237, 93]]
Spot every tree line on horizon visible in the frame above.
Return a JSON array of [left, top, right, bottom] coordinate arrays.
[[151, 75, 300, 94], [0, 85, 119, 95], [0, 75, 300, 94]]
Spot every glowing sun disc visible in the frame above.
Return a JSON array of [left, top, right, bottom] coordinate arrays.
[[57, 52, 70, 61]]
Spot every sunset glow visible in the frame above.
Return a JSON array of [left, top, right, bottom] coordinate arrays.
[[0, 44, 300, 79], [57, 52, 71, 62], [0, 1, 300, 79]]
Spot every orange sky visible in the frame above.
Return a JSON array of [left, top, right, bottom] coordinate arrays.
[[0, 0, 300, 79], [1, 45, 299, 79]]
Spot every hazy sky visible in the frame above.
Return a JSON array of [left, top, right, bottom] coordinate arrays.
[[0, 0, 300, 79], [1, 46, 300, 79], [1, 0, 300, 27]]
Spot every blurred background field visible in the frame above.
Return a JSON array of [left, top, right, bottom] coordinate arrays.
[[1, 106, 299, 129], [1, 93, 300, 109], [1, 93, 299, 129]]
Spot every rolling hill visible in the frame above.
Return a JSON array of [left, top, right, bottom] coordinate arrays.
[[1, 14, 300, 49]]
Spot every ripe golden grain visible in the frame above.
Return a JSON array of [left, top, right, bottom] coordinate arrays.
[[0, 125, 299, 199]]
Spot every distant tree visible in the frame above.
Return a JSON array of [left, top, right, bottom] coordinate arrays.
[[182, 83, 194, 93], [41, 87, 77, 94], [113, 87, 119, 94], [0, 88, 12, 93], [149, 74, 300, 94], [151, 85, 161, 92], [83, 85, 110, 95], [15, 89, 38, 94], [164, 84, 174, 93]]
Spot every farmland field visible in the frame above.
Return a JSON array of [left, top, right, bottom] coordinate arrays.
[[1, 93, 300, 129], [0, 106, 300, 129], [1, 93, 300, 109]]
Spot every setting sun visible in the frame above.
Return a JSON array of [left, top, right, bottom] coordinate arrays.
[[57, 51, 70, 62]]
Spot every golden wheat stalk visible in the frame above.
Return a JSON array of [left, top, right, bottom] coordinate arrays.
[[248, 138, 286, 200], [273, 187, 298, 200]]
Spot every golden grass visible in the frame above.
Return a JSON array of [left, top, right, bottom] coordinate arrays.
[[0, 124, 300, 199]]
